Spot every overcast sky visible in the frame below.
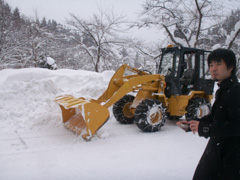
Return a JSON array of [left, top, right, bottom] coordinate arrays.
[[6, 0, 163, 42], [6, 0, 143, 22], [5, 0, 240, 43]]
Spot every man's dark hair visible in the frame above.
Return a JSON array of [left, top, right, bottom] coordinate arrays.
[[208, 48, 236, 75]]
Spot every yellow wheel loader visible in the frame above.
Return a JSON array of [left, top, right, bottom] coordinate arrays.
[[55, 46, 214, 140]]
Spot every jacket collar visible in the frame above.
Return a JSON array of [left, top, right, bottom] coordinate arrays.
[[217, 75, 238, 90]]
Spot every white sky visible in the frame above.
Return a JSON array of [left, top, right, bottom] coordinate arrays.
[[6, 0, 163, 42], [5, 0, 240, 43], [6, 0, 143, 22]]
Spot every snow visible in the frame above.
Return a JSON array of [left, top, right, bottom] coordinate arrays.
[[211, 44, 221, 50], [46, 57, 55, 66], [226, 20, 240, 46], [0, 68, 208, 180], [46, 57, 57, 70]]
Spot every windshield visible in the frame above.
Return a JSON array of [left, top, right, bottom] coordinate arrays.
[[159, 52, 174, 76], [159, 52, 179, 77]]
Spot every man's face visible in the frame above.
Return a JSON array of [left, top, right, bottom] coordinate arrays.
[[209, 59, 233, 82]]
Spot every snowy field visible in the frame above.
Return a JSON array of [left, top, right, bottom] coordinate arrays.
[[0, 68, 209, 180]]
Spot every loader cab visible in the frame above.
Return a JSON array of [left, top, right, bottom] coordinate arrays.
[[158, 46, 214, 97]]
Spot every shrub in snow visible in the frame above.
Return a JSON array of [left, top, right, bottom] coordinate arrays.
[[38, 56, 57, 70]]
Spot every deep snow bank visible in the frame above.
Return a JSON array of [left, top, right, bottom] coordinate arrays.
[[0, 68, 114, 133]]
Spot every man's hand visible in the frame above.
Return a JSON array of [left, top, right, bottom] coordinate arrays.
[[176, 120, 188, 126], [176, 120, 199, 134], [188, 120, 199, 134], [176, 121, 190, 132]]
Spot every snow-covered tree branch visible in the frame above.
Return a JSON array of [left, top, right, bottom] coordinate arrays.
[[67, 8, 127, 72]]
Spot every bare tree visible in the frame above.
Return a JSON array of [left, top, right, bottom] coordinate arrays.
[[136, 0, 223, 48], [67, 8, 126, 72]]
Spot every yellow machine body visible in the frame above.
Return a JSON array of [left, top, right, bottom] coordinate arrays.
[[166, 92, 213, 117]]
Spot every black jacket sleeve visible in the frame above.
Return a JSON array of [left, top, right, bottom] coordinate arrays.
[[198, 85, 240, 138], [199, 114, 213, 122]]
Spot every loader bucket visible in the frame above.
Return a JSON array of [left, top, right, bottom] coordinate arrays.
[[55, 95, 109, 140]]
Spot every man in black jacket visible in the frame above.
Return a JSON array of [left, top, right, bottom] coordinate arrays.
[[177, 48, 240, 180]]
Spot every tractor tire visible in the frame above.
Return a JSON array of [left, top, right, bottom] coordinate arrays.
[[134, 99, 166, 132], [185, 97, 211, 121], [113, 94, 135, 124]]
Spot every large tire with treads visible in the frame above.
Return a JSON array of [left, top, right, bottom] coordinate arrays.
[[185, 97, 211, 121], [134, 99, 166, 132], [113, 94, 135, 124]]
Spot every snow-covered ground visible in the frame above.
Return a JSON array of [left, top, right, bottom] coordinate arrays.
[[0, 68, 209, 180]]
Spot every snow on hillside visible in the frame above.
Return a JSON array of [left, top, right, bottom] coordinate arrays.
[[0, 68, 208, 180]]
